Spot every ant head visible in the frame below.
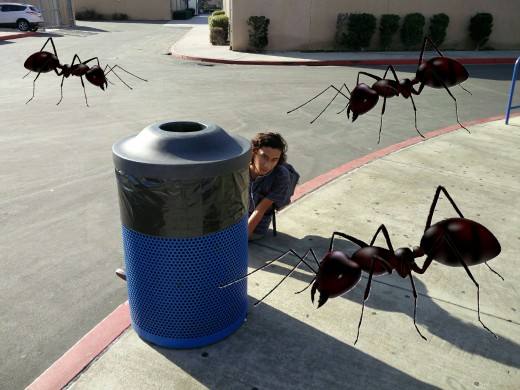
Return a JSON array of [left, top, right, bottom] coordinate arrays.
[[85, 65, 108, 90], [313, 251, 361, 306], [347, 83, 379, 121]]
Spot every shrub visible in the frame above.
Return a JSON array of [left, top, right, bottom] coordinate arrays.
[[428, 13, 450, 47], [76, 7, 105, 21], [212, 10, 225, 16], [469, 12, 493, 50], [111, 13, 128, 21], [172, 9, 192, 20], [247, 16, 270, 52], [344, 13, 377, 51], [401, 13, 425, 49], [209, 14, 229, 40], [334, 13, 349, 49], [188, 8, 196, 17], [210, 27, 227, 45], [379, 14, 400, 50]]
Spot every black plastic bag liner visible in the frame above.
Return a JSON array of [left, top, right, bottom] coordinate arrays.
[[112, 121, 251, 237]]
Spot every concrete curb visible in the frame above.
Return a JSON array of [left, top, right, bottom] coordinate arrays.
[[169, 50, 519, 67], [26, 302, 131, 390]]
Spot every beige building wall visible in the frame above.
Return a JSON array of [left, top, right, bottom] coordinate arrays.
[[227, 0, 520, 51], [74, 0, 172, 20]]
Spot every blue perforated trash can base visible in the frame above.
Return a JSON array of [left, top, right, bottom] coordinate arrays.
[[122, 217, 248, 348]]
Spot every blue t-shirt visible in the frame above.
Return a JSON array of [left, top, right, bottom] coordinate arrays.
[[249, 165, 291, 235]]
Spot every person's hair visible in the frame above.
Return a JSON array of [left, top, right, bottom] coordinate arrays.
[[251, 132, 287, 165]]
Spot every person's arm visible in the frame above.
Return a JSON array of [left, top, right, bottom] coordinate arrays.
[[248, 197, 274, 237]]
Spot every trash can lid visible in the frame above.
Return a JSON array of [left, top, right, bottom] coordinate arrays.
[[112, 121, 251, 179]]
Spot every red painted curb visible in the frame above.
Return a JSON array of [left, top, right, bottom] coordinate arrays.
[[0, 31, 37, 40], [291, 113, 517, 202], [27, 112, 519, 389], [26, 302, 130, 390], [170, 51, 518, 66]]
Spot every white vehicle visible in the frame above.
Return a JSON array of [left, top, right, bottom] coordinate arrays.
[[0, 3, 44, 32]]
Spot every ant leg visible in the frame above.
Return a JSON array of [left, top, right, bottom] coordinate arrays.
[[407, 272, 427, 340], [26, 70, 43, 104], [295, 248, 322, 294], [443, 234, 498, 339], [369, 224, 395, 252], [417, 37, 430, 67], [57, 54, 83, 105], [103, 65, 133, 89], [312, 84, 352, 123], [354, 254, 387, 344], [287, 84, 351, 123], [57, 75, 66, 105], [417, 235, 498, 339], [294, 277, 315, 294], [329, 231, 368, 252], [220, 249, 318, 305], [459, 84, 472, 95], [424, 186, 465, 231], [422, 37, 445, 58], [357, 71, 382, 84], [105, 64, 148, 83], [408, 95, 424, 138], [251, 249, 318, 306], [377, 93, 388, 144], [428, 70, 470, 133], [41, 37, 58, 56], [98, 64, 148, 90], [484, 262, 504, 281], [382, 64, 400, 81], [79, 76, 89, 107], [25, 53, 60, 103], [443, 82, 470, 133]]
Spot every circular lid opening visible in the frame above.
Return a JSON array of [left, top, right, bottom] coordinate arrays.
[[159, 122, 207, 133]]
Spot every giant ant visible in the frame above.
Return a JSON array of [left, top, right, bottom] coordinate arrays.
[[346, 65, 423, 143], [288, 37, 471, 142], [221, 186, 503, 344], [23, 37, 147, 106]]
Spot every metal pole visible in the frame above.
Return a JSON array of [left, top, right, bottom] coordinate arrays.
[[68, 0, 75, 27], [36, 0, 46, 31], [505, 57, 520, 125]]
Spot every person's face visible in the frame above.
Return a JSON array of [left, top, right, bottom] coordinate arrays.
[[251, 147, 282, 177]]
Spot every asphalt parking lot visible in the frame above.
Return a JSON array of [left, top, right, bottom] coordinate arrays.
[[1, 20, 518, 389]]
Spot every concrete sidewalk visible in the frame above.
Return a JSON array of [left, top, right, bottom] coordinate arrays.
[[3, 18, 519, 65], [167, 15, 520, 66], [30, 117, 520, 389]]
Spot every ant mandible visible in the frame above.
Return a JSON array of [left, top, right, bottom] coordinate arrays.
[[221, 186, 503, 344], [23, 37, 147, 106]]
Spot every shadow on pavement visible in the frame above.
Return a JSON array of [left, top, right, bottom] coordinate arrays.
[[248, 231, 520, 370], [149, 296, 437, 390]]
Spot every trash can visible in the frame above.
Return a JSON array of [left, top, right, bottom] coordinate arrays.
[[112, 121, 251, 348]]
